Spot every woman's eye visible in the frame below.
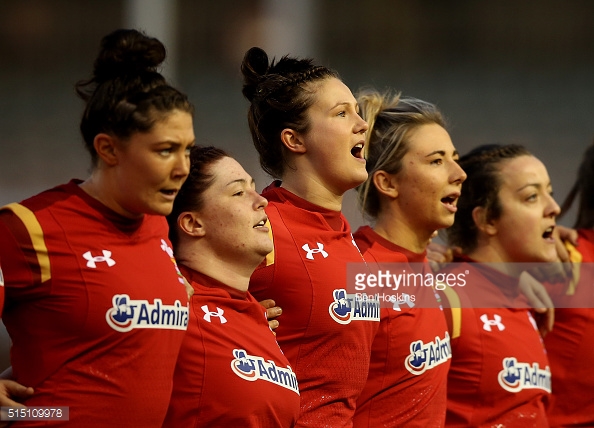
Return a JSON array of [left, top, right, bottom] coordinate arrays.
[[337, 111, 346, 117], [160, 149, 172, 156], [233, 191, 244, 197], [526, 194, 538, 201], [431, 158, 443, 165]]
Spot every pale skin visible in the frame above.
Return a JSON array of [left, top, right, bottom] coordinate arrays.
[[173, 156, 281, 327], [372, 123, 466, 253], [280, 77, 369, 211], [174, 156, 270, 290], [80, 110, 195, 219], [467, 155, 560, 272]]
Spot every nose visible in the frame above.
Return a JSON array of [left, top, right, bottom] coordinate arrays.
[[546, 193, 561, 218], [173, 151, 190, 179], [253, 191, 268, 210], [356, 114, 369, 134], [451, 160, 467, 184]]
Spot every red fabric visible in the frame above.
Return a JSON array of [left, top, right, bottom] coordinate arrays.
[[544, 229, 594, 427], [444, 260, 550, 427], [164, 267, 300, 428], [352, 226, 450, 428], [249, 184, 380, 428], [0, 180, 187, 427]]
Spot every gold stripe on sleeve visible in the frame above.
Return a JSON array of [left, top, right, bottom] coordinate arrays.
[[2, 203, 51, 282], [441, 285, 461, 339]]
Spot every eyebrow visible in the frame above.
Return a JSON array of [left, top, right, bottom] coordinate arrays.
[[330, 101, 357, 111], [225, 178, 255, 187], [425, 150, 460, 158], [516, 182, 552, 192]]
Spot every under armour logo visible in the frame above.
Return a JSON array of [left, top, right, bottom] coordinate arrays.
[[392, 293, 415, 311], [202, 305, 227, 323], [83, 250, 116, 268], [480, 313, 505, 331], [302, 243, 328, 260]]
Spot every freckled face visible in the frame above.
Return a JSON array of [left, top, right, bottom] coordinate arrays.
[[198, 157, 272, 264], [391, 123, 466, 234]]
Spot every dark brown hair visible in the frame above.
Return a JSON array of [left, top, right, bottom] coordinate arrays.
[[167, 146, 229, 249], [447, 144, 531, 253], [241, 46, 339, 178], [559, 139, 594, 229], [76, 29, 194, 166]]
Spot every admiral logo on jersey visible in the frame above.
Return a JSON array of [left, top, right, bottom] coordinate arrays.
[[105, 294, 189, 333], [231, 349, 299, 394], [405, 332, 452, 375], [498, 357, 551, 393], [328, 289, 380, 325]]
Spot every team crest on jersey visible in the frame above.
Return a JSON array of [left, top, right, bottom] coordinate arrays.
[[160, 239, 186, 286], [230, 349, 299, 394], [498, 357, 551, 393], [105, 294, 188, 333], [328, 289, 380, 325], [405, 332, 452, 375]]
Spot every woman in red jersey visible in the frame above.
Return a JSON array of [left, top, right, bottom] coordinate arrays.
[[241, 47, 380, 427], [442, 144, 556, 427], [0, 29, 195, 427], [163, 146, 300, 428], [544, 140, 594, 427], [352, 89, 466, 427]]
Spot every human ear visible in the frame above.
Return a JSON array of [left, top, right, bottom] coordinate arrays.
[[280, 128, 306, 154], [93, 133, 119, 166], [472, 206, 497, 236], [178, 212, 206, 238], [372, 170, 399, 198]]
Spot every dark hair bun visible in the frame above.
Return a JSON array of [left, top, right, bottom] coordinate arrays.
[[241, 47, 271, 101], [93, 29, 166, 83]]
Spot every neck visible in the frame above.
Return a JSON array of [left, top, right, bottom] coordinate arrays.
[[373, 208, 433, 254], [466, 244, 523, 277], [80, 170, 143, 219], [175, 248, 255, 292], [281, 170, 344, 212]]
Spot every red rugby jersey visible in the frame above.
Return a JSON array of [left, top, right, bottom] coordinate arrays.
[[544, 229, 594, 427], [353, 226, 451, 428], [249, 183, 380, 428], [164, 266, 300, 427], [0, 180, 188, 427], [442, 258, 550, 427]]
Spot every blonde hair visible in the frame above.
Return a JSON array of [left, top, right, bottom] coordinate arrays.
[[357, 88, 446, 219]]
